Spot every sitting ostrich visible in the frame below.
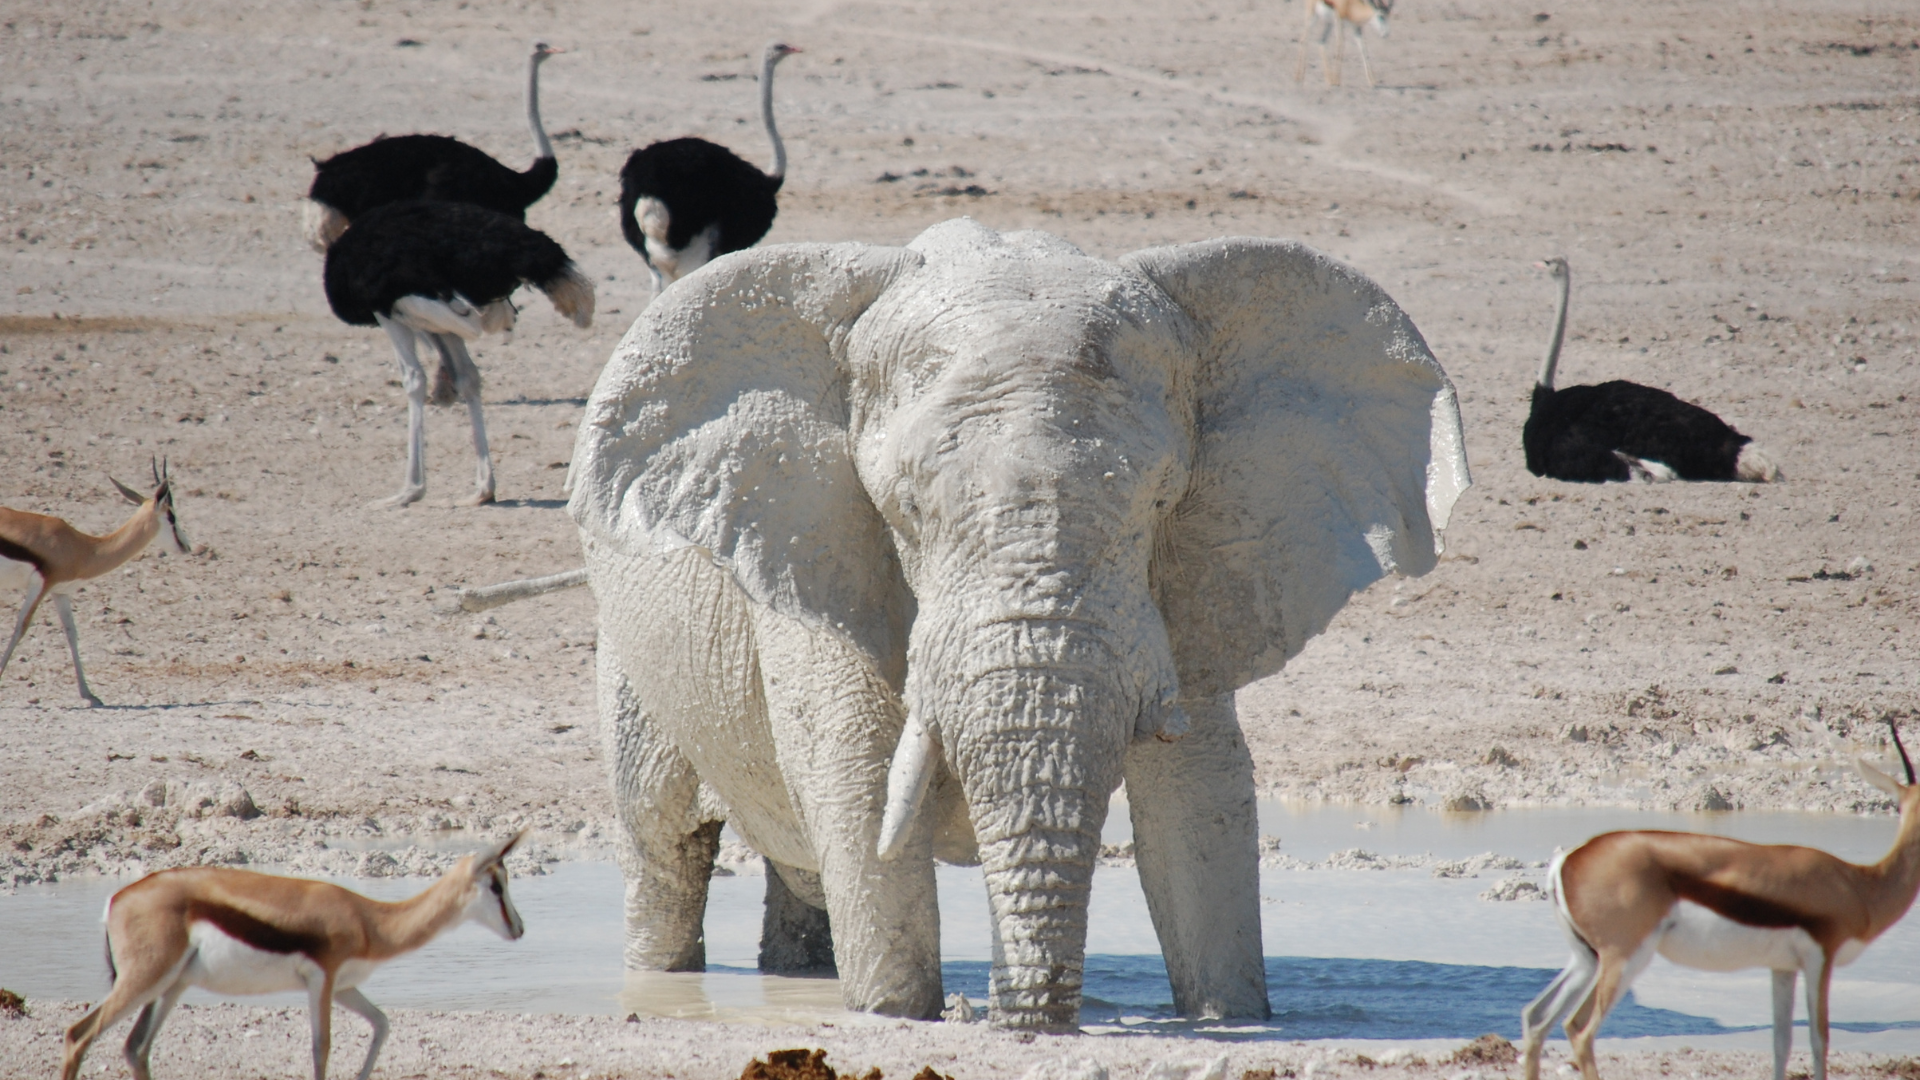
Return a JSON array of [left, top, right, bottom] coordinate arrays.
[[323, 200, 594, 507], [304, 41, 564, 252], [618, 42, 799, 297], [1523, 257, 1780, 483]]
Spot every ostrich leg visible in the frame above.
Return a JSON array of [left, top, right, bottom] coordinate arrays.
[[432, 334, 496, 505], [373, 315, 429, 508]]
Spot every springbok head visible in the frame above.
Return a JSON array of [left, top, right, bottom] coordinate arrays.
[[110, 457, 190, 555], [462, 829, 528, 940]]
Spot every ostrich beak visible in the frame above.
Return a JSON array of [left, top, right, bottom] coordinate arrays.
[[1532, 261, 1549, 270]]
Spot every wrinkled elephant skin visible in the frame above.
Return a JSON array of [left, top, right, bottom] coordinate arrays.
[[568, 218, 1469, 1029]]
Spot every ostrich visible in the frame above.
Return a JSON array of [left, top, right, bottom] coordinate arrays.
[[303, 41, 564, 252], [618, 42, 800, 296], [1523, 257, 1780, 483], [323, 200, 594, 507]]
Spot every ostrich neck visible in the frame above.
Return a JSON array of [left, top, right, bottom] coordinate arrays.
[[760, 54, 786, 180], [1537, 270, 1569, 389], [527, 56, 553, 162]]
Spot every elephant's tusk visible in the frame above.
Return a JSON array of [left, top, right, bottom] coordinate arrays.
[[876, 711, 938, 861]]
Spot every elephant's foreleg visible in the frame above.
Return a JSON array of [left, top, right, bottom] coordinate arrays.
[[598, 644, 722, 971], [759, 859, 835, 975], [1123, 692, 1270, 1019], [755, 612, 943, 1018]]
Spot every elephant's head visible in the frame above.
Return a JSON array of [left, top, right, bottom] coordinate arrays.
[[571, 218, 1468, 1027]]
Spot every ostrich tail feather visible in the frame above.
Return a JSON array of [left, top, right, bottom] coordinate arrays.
[[544, 264, 595, 329], [302, 200, 350, 253], [1735, 443, 1782, 482]]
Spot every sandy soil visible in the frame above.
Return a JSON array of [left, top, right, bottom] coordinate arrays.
[[2, 0, 1917, 1073], [2, 1000, 1916, 1080]]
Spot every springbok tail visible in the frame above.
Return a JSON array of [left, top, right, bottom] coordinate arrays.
[[542, 263, 596, 329], [1735, 442, 1782, 482]]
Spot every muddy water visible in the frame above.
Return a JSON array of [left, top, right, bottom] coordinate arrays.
[[5, 802, 1920, 1045]]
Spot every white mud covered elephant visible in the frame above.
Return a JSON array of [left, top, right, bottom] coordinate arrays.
[[568, 218, 1469, 1029]]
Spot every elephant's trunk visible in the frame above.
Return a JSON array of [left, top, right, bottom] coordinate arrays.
[[939, 618, 1132, 1031]]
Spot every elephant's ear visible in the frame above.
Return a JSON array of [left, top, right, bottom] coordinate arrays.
[[569, 243, 924, 666], [1124, 238, 1470, 698]]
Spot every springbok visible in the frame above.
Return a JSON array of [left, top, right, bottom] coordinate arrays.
[[1522, 722, 1920, 1080], [1294, 0, 1395, 87], [1, 459, 190, 706], [61, 831, 527, 1080]]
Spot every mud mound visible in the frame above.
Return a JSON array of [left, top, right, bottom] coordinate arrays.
[[740, 1049, 883, 1080], [1449, 1034, 1519, 1066]]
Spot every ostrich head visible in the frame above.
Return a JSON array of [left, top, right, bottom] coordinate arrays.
[[1533, 256, 1569, 282], [532, 40, 563, 64], [765, 41, 801, 66]]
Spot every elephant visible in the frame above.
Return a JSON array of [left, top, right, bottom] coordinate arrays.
[[568, 217, 1470, 1030]]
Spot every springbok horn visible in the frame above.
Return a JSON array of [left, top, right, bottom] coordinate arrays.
[[110, 477, 147, 504], [478, 828, 528, 869], [876, 711, 937, 861], [1891, 719, 1914, 786]]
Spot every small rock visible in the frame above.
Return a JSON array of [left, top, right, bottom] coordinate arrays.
[[0, 988, 26, 1017], [1480, 878, 1547, 902], [1697, 785, 1737, 812], [1021, 1059, 1108, 1080], [1847, 556, 1874, 576], [1485, 746, 1520, 768], [1146, 1055, 1228, 1080], [941, 993, 976, 1023], [1443, 790, 1492, 812]]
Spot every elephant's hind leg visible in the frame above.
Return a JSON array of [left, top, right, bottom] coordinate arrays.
[[598, 644, 723, 971], [759, 859, 835, 975]]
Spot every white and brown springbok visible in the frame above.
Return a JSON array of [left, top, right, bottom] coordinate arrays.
[[61, 831, 527, 1080], [1294, 0, 1395, 88], [1522, 723, 1920, 1080], [1, 459, 190, 707]]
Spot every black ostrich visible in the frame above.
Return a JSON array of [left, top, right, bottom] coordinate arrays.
[[619, 42, 799, 297], [303, 41, 563, 252], [1522, 257, 1780, 483], [323, 200, 594, 507]]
